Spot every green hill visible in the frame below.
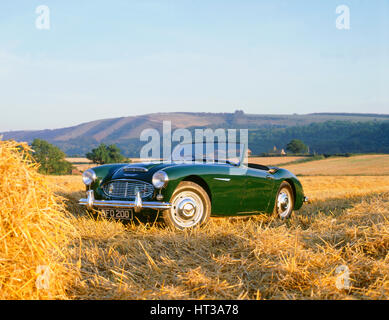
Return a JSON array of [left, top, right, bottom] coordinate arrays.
[[1, 112, 389, 156], [248, 120, 389, 155]]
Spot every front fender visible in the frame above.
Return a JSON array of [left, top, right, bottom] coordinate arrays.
[[159, 165, 214, 201]]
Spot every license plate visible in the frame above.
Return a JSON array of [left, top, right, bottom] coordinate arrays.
[[100, 208, 133, 220]]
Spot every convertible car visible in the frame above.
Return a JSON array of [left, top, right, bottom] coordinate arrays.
[[79, 142, 307, 229]]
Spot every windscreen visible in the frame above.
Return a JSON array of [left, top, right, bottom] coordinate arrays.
[[171, 142, 245, 165]]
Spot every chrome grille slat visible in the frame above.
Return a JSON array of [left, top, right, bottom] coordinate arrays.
[[103, 180, 154, 199]]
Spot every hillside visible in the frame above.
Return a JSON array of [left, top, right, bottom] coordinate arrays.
[[249, 120, 389, 154], [2, 112, 389, 156]]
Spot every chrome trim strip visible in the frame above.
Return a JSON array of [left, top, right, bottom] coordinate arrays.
[[123, 166, 148, 172], [79, 190, 171, 210], [213, 178, 231, 182], [79, 199, 172, 209]]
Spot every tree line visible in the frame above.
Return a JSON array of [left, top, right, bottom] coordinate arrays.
[[29, 139, 127, 175]]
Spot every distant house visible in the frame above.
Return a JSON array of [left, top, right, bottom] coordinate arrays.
[[267, 146, 286, 156], [71, 168, 82, 175]]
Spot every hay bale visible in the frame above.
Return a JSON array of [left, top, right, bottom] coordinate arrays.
[[0, 140, 73, 299]]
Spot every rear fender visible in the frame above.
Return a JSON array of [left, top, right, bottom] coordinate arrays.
[[267, 169, 305, 212]]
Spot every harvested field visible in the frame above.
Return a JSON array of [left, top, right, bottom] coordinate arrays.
[[284, 154, 389, 176], [65, 158, 93, 172], [46, 173, 388, 300], [61, 191, 389, 300], [300, 176, 389, 201], [65, 158, 92, 164], [2, 148, 388, 300], [248, 156, 307, 166]]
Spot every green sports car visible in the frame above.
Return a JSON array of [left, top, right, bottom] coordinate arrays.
[[79, 142, 307, 229]]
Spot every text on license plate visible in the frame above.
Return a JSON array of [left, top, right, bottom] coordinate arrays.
[[101, 209, 133, 220]]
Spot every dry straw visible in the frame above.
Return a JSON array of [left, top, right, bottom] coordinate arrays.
[[0, 140, 74, 299], [65, 193, 389, 300]]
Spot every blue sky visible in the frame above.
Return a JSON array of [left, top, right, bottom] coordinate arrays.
[[0, 0, 388, 131]]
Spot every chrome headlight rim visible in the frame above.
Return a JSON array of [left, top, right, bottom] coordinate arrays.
[[152, 170, 169, 189], [82, 169, 97, 186]]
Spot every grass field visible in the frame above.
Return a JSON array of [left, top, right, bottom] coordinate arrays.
[[3, 144, 389, 299]]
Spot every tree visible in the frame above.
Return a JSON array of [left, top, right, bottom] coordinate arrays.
[[30, 139, 73, 175], [86, 143, 126, 164], [286, 139, 309, 154]]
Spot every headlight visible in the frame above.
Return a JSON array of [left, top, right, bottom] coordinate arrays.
[[82, 169, 97, 186], [152, 171, 168, 189]]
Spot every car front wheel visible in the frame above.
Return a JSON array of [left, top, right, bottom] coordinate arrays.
[[163, 181, 211, 230], [273, 181, 294, 219]]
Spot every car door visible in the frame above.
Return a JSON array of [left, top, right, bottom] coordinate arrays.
[[241, 167, 276, 214], [205, 165, 247, 215]]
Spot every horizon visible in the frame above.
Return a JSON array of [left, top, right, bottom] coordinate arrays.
[[1, 111, 389, 134], [1, 1, 388, 131]]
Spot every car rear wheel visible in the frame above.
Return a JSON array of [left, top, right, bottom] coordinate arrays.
[[163, 181, 211, 230], [273, 181, 294, 219]]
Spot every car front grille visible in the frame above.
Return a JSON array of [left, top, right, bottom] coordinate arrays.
[[102, 180, 154, 199]]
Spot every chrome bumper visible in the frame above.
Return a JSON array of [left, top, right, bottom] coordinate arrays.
[[79, 190, 171, 212]]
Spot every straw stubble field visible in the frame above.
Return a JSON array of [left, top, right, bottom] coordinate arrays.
[[1, 141, 389, 299], [48, 172, 389, 299]]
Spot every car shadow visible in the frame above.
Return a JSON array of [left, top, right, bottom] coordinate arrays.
[[55, 190, 163, 227]]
